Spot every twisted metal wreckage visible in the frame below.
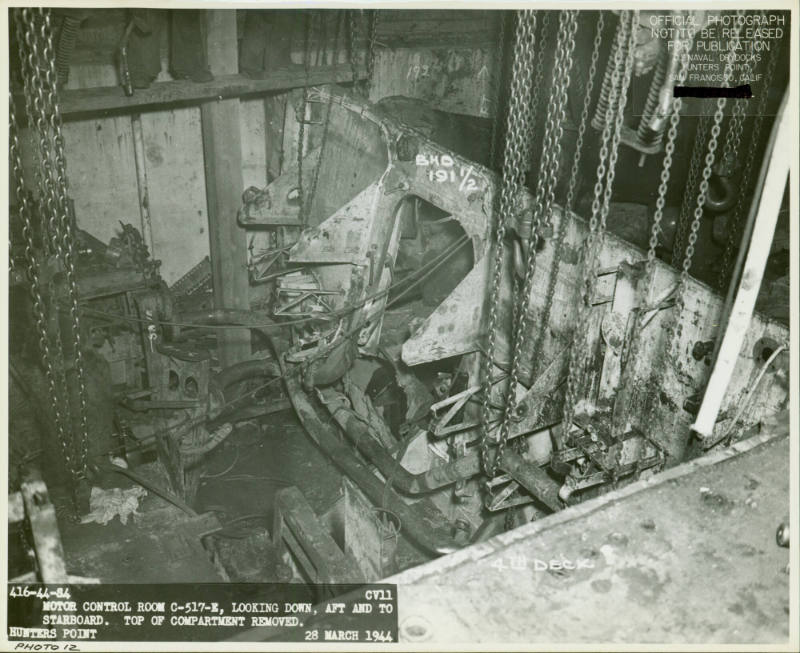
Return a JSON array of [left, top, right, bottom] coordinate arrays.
[[9, 8, 790, 583]]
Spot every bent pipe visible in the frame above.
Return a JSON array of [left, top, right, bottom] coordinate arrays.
[[328, 405, 482, 495], [182, 309, 462, 555], [176, 310, 288, 423], [285, 375, 461, 557], [213, 359, 281, 393]]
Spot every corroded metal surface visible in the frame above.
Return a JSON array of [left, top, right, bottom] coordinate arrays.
[[388, 431, 791, 645]]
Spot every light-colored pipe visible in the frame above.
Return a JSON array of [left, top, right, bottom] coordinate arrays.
[[131, 113, 155, 257], [692, 91, 790, 438]]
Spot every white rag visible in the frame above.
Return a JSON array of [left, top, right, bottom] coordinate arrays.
[[80, 486, 147, 526]]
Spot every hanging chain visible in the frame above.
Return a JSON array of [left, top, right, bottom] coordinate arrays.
[[563, 12, 604, 216], [347, 10, 364, 96], [562, 10, 636, 436], [643, 10, 746, 435], [619, 33, 692, 434], [521, 11, 550, 174], [719, 97, 746, 174], [488, 10, 578, 479], [718, 12, 753, 176], [672, 105, 711, 266], [365, 10, 379, 96], [296, 11, 314, 226], [676, 12, 744, 299], [717, 32, 781, 288], [479, 10, 538, 478], [14, 7, 91, 484], [521, 11, 580, 379], [530, 12, 605, 382], [40, 7, 92, 478], [488, 12, 512, 170], [17, 7, 78, 469], [9, 93, 78, 482]]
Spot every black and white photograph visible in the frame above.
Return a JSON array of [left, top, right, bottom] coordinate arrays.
[[2, 2, 798, 650]]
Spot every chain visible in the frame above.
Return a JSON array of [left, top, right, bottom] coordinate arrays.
[[618, 33, 692, 435], [365, 10, 379, 96], [496, 11, 578, 477], [488, 12, 512, 170], [15, 8, 91, 484], [563, 12, 604, 216], [719, 12, 752, 175], [640, 11, 745, 437], [523, 11, 580, 381], [17, 7, 79, 473], [40, 8, 92, 477], [562, 10, 636, 436], [672, 105, 711, 266], [529, 12, 605, 384], [521, 11, 550, 173], [297, 11, 319, 226], [645, 44, 691, 300], [347, 10, 364, 96], [479, 10, 537, 478], [9, 92, 77, 484], [720, 101, 746, 175], [717, 31, 781, 288], [504, 12, 538, 345], [677, 12, 743, 295]]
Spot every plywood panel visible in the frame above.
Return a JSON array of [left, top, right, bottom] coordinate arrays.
[[61, 116, 141, 246], [139, 108, 209, 286], [370, 46, 495, 117], [240, 97, 268, 189]]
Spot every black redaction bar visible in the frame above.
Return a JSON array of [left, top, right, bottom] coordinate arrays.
[[674, 84, 754, 98]]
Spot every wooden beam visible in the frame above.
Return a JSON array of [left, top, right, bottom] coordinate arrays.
[[201, 10, 250, 366], [12, 65, 366, 119]]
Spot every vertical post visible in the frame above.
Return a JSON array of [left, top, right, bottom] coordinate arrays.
[[201, 10, 250, 366], [131, 113, 155, 257]]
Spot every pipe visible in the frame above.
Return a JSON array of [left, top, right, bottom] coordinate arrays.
[[207, 400, 292, 430], [188, 309, 462, 555], [131, 113, 155, 257], [702, 343, 787, 449], [692, 91, 790, 439], [213, 359, 281, 390], [497, 448, 563, 513], [286, 375, 461, 556]]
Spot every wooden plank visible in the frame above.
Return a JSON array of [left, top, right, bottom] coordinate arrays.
[[240, 97, 269, 189], [370, 46, 495, 116], [141, 108, 210, 286], [11, 65, 367, 119], [376, 10, 499, 47], [265, 93, 288, 182], [201, 10, 249, 366]]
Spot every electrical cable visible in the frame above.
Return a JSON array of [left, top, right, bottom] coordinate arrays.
[[71, 234, 471, 331], [91, 233, 473, 460], [704, 343, 788, 449], [199, 447, 239, 479]]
